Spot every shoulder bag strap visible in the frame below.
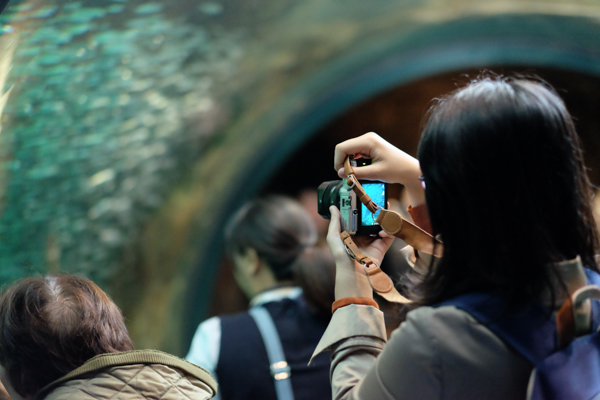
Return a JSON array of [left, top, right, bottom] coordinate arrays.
[[248, 306, 295, 400]]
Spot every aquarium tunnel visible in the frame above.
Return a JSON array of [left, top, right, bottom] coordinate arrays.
[[1, 0, 600, 354]]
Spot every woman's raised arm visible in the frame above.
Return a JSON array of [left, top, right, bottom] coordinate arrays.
[[334, 132, 425, 206]]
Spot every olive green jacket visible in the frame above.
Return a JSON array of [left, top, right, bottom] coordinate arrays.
[[36, 350, 217, 400]]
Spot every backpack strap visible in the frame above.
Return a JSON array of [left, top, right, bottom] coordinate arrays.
[[555, 269, 600, 346], [583, 269, 600, 331], [529, 269, 600, 400], [248, 306, 295, 400]]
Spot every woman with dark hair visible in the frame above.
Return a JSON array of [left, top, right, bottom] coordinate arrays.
[[313, 78, 600, 399], [186, 195, 333, 400], [0, 274, 216, 400]]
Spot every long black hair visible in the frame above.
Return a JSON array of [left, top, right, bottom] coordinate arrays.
[[417, 77, 599, 307]]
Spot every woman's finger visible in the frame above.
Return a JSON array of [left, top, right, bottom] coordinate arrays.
[[333, 132, 380, 172], [337, 163, 384, 180], [327, 206, 340, 234], [379, 230, 391, 238], [326, 206, 347, 259], [350, 162, 387, 181]]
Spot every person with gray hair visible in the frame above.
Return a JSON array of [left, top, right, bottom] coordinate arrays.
[[0, 274, 216, 400]]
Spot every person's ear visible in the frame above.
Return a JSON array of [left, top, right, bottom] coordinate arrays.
[[245, 248, 265, 275], [235, 247, 262, 276]]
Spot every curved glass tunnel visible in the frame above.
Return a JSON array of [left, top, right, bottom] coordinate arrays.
[[0, 1, 600, 355]]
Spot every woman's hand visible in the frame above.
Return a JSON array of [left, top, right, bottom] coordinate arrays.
[[327, 206, 395, 300], [334, 132, 425, 206]]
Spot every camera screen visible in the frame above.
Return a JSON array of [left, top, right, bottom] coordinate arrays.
[[361, 182, 386, 226]]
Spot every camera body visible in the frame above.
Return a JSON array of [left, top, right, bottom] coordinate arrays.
[[317, 158, 387, 235]]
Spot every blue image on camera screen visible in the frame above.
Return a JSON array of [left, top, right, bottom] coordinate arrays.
[[361, 182, 385, 226]]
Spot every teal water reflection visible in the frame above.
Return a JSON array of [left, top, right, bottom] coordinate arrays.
[[0, 0, 242, 285]]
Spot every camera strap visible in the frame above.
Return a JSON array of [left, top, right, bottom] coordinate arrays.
[[339, 157, 444, 303], [342, 157, 443, 257], [340, 230, 411, 304]]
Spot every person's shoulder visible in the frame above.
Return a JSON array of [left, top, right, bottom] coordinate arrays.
[[45, 362, 216, 400], [384, 305, 531, 399], [393, 304, 520, 363], [43, 350, 218, 400], [197, 315, 221, 328], [399, 304, 489, 340], [406, 304, 480, 326], [218, 309, 254, 325]]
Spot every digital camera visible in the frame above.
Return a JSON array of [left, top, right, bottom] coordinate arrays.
[[317, 158, 387, 235]]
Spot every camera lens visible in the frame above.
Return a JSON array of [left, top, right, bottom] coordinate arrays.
[[317, 181, 342, 219]]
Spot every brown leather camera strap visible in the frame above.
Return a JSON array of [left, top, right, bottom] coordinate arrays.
[[340, 231, 411, 304], [338, 156, 444, 303], [344, 158, 379, 213], [345, 175, 379, 214], [556, 284, 600, 348], [376, 209, 443, 257], [343, 157, 443, 257]]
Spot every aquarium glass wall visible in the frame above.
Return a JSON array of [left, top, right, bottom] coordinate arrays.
[[0, 0, 242, 286]]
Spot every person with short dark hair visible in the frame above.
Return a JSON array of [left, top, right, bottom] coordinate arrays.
[[0, 274, 217, 400], [314, 78, 600, 399], [186, 195, 333, 400]]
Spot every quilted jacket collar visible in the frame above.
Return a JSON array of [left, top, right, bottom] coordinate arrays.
[[36, 349, 217, 399]]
